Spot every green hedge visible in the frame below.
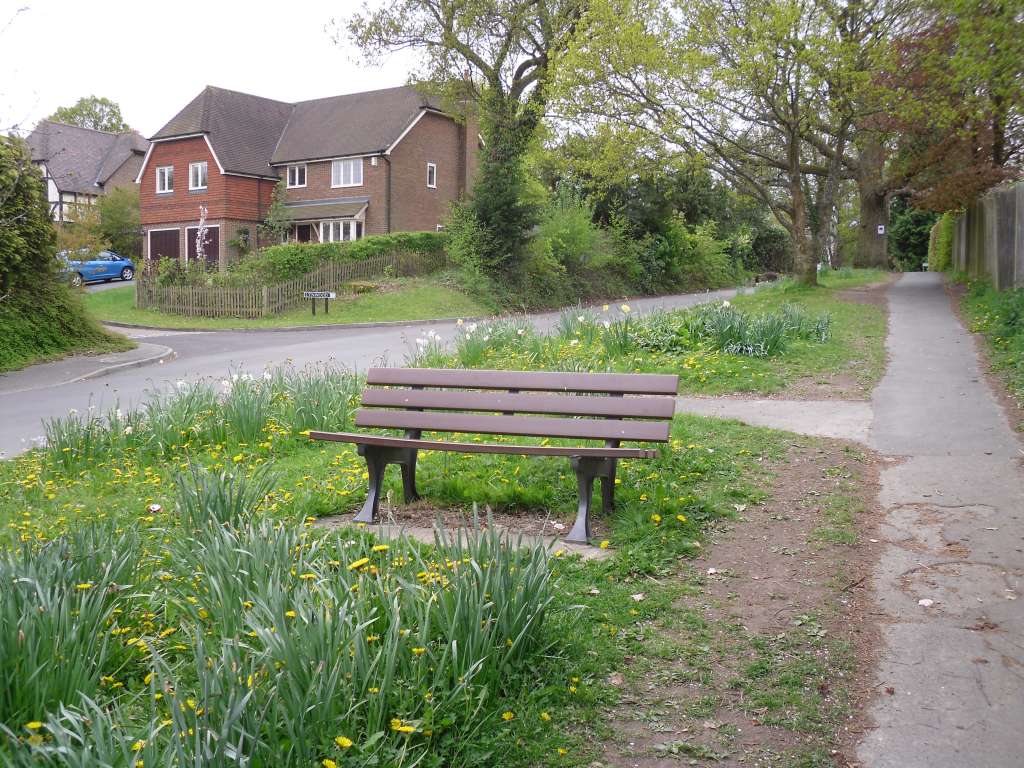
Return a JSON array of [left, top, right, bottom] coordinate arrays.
[[928, 212, 956, 272], [234, 232, 446, 283], [0, 284, 132, 372]]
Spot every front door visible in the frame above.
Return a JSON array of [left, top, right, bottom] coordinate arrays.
[[296, 224, 312, 243]]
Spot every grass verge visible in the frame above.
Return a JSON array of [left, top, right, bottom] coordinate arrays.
[[408, 268, 888, 397], [0, 361, 871, 766], [960, 279, 1024, 413], [0, 284, 134, 373], [82, 276, 492, 330]]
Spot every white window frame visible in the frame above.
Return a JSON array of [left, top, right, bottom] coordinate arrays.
[[319, 219, 363, 242], [287, 164, 307, 188], [188, 161, 208, 191], [426, 162, 437, 189], [331, 158, 363, 188], [156, 165, 173, 193]]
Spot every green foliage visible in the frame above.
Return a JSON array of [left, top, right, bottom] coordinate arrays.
[[0, 137, 56, 293], [173, 464, 278, 529], [889, 196, 939, 272], [928, 212, 957, 272], [962, 281, 1024, 406], [258, 180, 292, 244], [0, 283, 131, 373], [636, 218, 744, 295], [97, 187, 142, 257], [235, 232, 446, 284], [47, 96, 130, 133]]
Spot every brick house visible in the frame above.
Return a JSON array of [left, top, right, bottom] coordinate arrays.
[[27, 120, 148, 222], [137, 85, 479, 268]]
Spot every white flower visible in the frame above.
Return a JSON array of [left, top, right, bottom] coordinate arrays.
[[602, 320, 611, 329], [456, 318, 464, 326], [263, 371, 272, 381], [620, 304, 631, 313], [176, 380, 186, 390], [231, 373, 239, 382], [516, 328, 525, 336], [124, 426, 133, 435], [68, 408, 77, 415], [482, 335, 490, 342], [416, 337, 428, 348], [115, 409, 123, 420], [221, 379, 232, 391], [569, 339, 580, 347], [576, 315, 585, 322], [722, 300, 731, 308], [468, 323, 478, 333]]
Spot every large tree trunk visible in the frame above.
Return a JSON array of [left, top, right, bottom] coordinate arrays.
[[789, 134, 818, 286], [856, 138, 889, 268]]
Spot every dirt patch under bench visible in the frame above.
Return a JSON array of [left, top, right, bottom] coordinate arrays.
[[598, 437, 885, 767]]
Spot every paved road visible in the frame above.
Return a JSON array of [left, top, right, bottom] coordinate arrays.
[[84, 279, 134, 293], [0, 288, 735, 457], [858, 273, 1024, 767]]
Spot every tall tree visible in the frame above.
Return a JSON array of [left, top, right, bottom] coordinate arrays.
[[557, 0, 852, 285], [343, 0, 584, 276], [48, 95, 130, 132]]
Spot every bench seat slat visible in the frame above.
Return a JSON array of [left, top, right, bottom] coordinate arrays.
[[366, 367, 679, 395], [361, 388, 676, 419], [354, 408, 671, 442], [309, 431, 658, 458]]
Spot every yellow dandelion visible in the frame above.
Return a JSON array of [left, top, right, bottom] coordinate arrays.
[[323, 760, 338, 768], [372, 544, 389, 552], [412, 646, 426, 655], [335, 735, 354, 749], [598, 540, 610, 549], [540, 711, 551, 722], [501, 711, 515, 721], [347, 557, 370, 571], [25, 721, 43, 731]]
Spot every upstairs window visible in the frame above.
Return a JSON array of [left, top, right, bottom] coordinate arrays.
[[156, 165, 173, 193], [287, 164, 306, 188], [189, 161, 208, 191], [426, 162, 437, 189], [331, 158, 363, 188]]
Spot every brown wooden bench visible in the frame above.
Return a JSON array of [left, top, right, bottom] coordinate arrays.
[[309, 368, 679, 544]]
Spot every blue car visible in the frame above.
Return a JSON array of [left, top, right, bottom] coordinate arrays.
[[60, 249, 136, 287]]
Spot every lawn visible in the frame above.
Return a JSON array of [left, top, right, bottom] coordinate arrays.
[[82, 277, 492, 330], [409, 268, 889, 397], [0, 357, 872, 766]]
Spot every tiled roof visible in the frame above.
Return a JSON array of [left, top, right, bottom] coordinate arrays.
[[151, 86, 293, 179], [27, 121, 149, 194], [271, 86, 440, 164], [149, 85, 444, 177]]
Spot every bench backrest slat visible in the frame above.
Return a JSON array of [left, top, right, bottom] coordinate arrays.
[[354, 409, 672, 442], [366, 367, 679, 395], [361, 388, 676, 419]]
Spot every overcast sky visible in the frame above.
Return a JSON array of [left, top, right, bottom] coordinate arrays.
[[1, 0, 417, 137]]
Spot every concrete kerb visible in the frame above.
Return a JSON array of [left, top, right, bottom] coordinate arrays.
[[97, 287, 741, 334], [0, 344, 176, 396]]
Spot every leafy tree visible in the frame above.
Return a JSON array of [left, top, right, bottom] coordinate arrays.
[[258, 181, 292, 244], [97, 186, 141, 256], [48, 95, 130, 132], [556, 0, 856, 285], [344, 0, 585, 278], [55, 203, 108, 257], [0, 137, 56, 295]]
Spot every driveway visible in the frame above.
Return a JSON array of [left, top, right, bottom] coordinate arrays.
[[0, 288, 736, 457], [84, 279, 134, 293]]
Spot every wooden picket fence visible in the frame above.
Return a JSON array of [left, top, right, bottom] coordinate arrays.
[[136, 251, 447, 319]]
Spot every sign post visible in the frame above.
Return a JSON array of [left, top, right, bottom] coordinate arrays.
[[303, 291, 336, 316]]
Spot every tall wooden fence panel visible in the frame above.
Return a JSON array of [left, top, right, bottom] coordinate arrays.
[[136, 251, 446, 319], [953, 182, 1024, 290]]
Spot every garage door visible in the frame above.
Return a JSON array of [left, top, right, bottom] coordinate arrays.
[[149, 229, 179, 260], [186, 226, 220, 266]]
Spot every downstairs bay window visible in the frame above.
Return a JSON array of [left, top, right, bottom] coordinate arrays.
[[320, 220, 363, 242]]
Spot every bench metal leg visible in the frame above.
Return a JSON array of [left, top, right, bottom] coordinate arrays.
[[601, 459, 617, 516], [355, 445, 388, 523], [400, 449, 420, 503], [566, 456, 614, 544]]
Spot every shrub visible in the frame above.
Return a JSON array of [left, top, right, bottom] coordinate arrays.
[[963, 281, 1024, 402], [236, 232, 447, 284], [929, 212, 956, 272]]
